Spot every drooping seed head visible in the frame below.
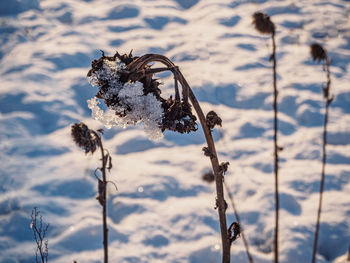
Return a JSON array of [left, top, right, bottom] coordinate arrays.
[[86, 52, 198, 139], [71, 122, 100, 154], [310, 43, 327, 62], [252, 12, 275, 34]]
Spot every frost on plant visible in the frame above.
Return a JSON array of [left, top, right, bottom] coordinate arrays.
[[86, 51, 197, 140]]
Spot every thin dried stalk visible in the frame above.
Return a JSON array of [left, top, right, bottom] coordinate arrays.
[[311, 47, 333, 263], [72, 124, 113, 263], [271, 30, 280, 263], [94, 131, 109, 263], [253, 12, 279, 263]]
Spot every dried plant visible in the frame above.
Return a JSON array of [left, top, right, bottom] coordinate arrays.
[[253, 11, 280, 263], [31, 207, 49, 263], [252, 12, 275, 35], [87, 52, 232, 262], [71, 122, 114, 263], [310, 43, 327, 62], [310, 43, 334, 263]]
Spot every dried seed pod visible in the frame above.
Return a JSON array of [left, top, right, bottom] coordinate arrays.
[[202, 171, 215, 183], [228, 222, 241, 243], [206, 110, 222, 130], [71, 122, 100, 154], [310, 43, 327, 62], [252, 12, 275, 34], [202, 146, 214, 159]]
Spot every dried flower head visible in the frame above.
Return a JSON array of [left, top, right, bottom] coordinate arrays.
[[162, 96, 197, 134], [252, 12, 275, 34], [86, 51, 197, 140], [310, 43, 327, 62], [71, 122, 100, 154], [206, 111, 222, 130], [202, 171, 215, 183]]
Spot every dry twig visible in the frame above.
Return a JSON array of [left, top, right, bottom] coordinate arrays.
[[31, 207, 49, 263], [310, 43, 333, 263]]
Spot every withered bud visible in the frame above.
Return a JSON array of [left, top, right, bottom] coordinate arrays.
[[228, 222, 241, 243], [71, 122, 100, 154], [310, 43, 327, 62], [202, 171, 215, 183], [202, 146, 214, 159], [252, 12, 275, 34], [215, 198, 228, 211], [219, 162, 230, 175], [96, 179, 106, 206], [206, 111, 222, 130]]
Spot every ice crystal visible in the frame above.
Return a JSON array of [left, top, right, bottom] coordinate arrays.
[[87, 97, 120, 129], [87, 81, 164, 140], [87, 58, 126, 99]]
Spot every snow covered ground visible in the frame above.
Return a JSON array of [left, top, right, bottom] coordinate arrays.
[[0, 0, 349, 262]]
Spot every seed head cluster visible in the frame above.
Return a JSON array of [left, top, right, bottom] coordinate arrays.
[[252, 12, 275, 34], [71, 122, 100, 154], [310, 43, 327, 62]]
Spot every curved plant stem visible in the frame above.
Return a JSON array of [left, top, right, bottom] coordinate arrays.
[[130, 54, 231, 263], [187, 87, 231, 263], [311, 57, 332, 263], [271, 31, 279, 263], [224, 181, 254, 263]]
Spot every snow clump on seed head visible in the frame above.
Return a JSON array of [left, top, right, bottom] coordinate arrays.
[[86, 51, 197, 140], [86, 52, 164, 140]]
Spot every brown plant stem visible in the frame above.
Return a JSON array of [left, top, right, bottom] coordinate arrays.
[[271, 30, 279, 263], [93, 131, 108, 263], [311, 57, 332, 263], [188, 87, 231, 263], [224, 182, 254, 263], [129, 54, 231, 263]]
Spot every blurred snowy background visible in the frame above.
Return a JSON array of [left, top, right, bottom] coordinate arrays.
[[0, 0, 349, 262]]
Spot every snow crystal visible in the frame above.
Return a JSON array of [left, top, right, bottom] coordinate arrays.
[[87, 58, 126, 99], [87, 81, 164, 140], [87, 97, 121, 129]]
